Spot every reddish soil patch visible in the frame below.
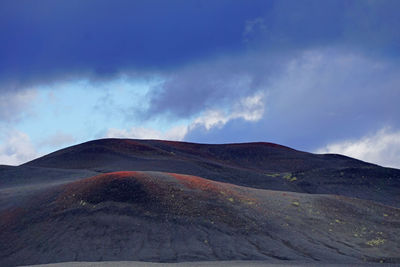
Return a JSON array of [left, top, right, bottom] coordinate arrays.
[[169, 173, 259, 206], [54, 171, 261, 227], [56, 171, 151, 208], [0, 207, 25, 231], [227, 142, 292, 150]]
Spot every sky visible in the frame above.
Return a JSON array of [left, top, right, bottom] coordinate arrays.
[[1, 0, 400, 168]]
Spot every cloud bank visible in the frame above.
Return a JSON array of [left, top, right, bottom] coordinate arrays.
[[106, 91, 265, 141], [317, 128, 400, 169], [0, 129, 37, 165]]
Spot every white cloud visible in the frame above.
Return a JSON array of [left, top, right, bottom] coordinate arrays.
[[0, 129, 38, 165], [0, 89, 37, 122], [106, 92, 265, 141], [191, 91, 265, 130], [316, 128, 400, 169]]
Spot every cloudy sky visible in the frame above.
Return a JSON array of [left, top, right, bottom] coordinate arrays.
[[1, 0, 399, 168]]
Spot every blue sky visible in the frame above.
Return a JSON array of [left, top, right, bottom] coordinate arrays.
[[1, 0, 400, 168]]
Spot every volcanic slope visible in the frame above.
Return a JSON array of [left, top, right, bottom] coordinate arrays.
[[1, 171, 399, 266], [22, 139, 400, 207]]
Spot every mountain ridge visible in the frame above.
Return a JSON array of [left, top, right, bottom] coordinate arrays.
[[20, 138, 400, 207]]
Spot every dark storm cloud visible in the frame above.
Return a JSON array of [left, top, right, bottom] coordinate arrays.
[[0, 0, 271, 91], [185, 49, 400, 151], [255, 0, 400, 56], [1, 0, 400, 127], [147, 53, 288, 117], [146, 0, 400, 118], [2, 0, 399, 92]]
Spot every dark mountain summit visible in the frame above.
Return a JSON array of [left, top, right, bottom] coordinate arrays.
[[24, 139, 367, 172], [1, 139, 400, 266]]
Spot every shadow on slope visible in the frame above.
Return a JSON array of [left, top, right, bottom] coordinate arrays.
[[1, 171, 399, 266]]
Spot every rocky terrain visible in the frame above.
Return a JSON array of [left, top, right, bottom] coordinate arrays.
[[1, 139, 399, 266]]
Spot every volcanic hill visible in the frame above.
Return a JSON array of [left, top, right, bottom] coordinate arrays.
[[22, 139, 400, 207], [0, 139, 399, 266]]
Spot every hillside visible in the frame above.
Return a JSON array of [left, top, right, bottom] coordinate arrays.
[[1, 171, 399, 266], [21, 139, 400, 207], [1, 139, 400, 266]]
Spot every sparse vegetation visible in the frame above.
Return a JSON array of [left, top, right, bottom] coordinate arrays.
[[366, 238, 385, 246], [284, 173, 297, 182], [265, 173, 280, 177]]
